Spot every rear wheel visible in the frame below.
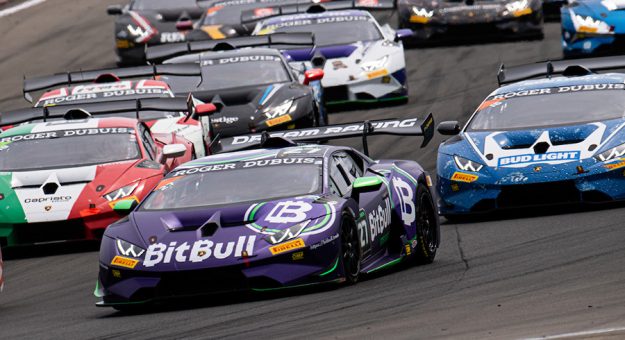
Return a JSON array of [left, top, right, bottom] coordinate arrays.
[[340, 213, 361, 284], [413, 184, 440, 265]]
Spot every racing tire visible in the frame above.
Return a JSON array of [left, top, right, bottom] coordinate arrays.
[[413, 184, 440, 265], [340, 212, 361, 284]]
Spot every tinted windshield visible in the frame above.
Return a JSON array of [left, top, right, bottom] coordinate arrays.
[[265, 17, 381, 46], [131, 0, 197, 10], [164, 56, 291, 91], [141, 162, 321, 210], [467, 86, 625, 131], [0, 128, 141, 171]]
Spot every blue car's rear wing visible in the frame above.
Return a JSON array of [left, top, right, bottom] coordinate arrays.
[[0, 97, 194, 128], [23, 64, 202, 102], [212, 114, 435, 155], [497, 56, 625, 86], [240, 0, 395, 24], [146, 32, 315, 63]]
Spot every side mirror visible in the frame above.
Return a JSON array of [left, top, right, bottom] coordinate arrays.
[[107, 5, 123, 15], [113, 199, 138, 214], [351, 176, 383, 197], [162, 144, 187, 160], [394, 28, 414, 42], [437, 121, 461, 135], [303, 68, 324, 85], [176, 20, 194, 31], [195, 103, 217, 117]]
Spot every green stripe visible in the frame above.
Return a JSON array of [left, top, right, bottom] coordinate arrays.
[[393, 165, 418, 186], [0, 124, 35, 138], [302, 204, 331, 233], [366, 257, 403, 274], [319, 257, 340, 277]]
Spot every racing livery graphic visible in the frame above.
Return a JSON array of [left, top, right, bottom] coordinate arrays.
[[0, 107, 194, 247], [437, 56, 625, 216], [95, 117, 439, 309]]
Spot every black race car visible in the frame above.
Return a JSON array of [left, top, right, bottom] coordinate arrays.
[[107, 0, 204, 65], [147, 34, 326, 138], [397, 0, 544, 42]]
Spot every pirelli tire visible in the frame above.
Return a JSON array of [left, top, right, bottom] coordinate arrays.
[[340, 211, 361, 284], [413, 183, 440, 265]]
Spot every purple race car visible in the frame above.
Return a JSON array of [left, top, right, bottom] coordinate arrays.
[[95, 116, 438, 309]]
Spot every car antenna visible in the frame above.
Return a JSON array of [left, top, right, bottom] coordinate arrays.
[[546, 60, 553, 79], [67, 71, 72, 87], [43, 106, 49, 122], [152, 64, 158, 80], [135, 98, 141, 120], [362, 120, 373, 156]]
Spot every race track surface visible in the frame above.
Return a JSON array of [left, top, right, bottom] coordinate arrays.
[[1, 2, 625, 339]]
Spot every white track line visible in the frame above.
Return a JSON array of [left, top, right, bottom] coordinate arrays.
[[0, 0, 47, 18], [523, 326, 625, 340]]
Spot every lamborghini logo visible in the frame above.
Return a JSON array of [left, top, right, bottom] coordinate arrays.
[[44, 206, 52, 211]]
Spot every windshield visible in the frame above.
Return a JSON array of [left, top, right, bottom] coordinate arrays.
[[264, 18, 382, 46], [131, 0, 197, 10], [0, 129, 141, 171], [164, 56, 291, 92], [141, 162, 321, 210], [467, 86, 625, 131]]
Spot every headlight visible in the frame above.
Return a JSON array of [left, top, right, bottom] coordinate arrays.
[[454, 155, 484, 172], [571, 14, 613, 34], [116, 239, 146, 258], [104, 183, 138, 202], [360, 56, 389, 72], [264, 99, 297, 119], [505, 0, 532, 16], [595, 143, 625, 162], [266, 220, 310, 245], [411, 7, 434, 23]]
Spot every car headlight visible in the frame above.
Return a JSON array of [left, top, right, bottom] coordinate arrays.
[[411, 7, 434, 23], [454, 155, 484, 172], [505, 0, 532, 16], [571, 14, 613, 34], [360, 56, 389, 72], [104, 183, 138, 202], [595, 143, 625, 162], [266, 220, 310, 245], [264, 99, 297, 119], [116, 239, 146, 258]]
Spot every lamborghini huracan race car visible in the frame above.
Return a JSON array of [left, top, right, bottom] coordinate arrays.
[[561, 0, 625, 58], [146, 34, 326, 138], [107, 0, 204, 65], [250, 4, 413, 105], [0, 99, 196, 247], [0, 247, 3, 292], [22, 65, 209, 156], [95, 115, 438, 308], [437, 56, 625, 216], [397, 0, 544, 41]]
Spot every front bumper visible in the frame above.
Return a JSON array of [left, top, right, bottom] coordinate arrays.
[[323, 69, 408, 105], [561, 30, 623, 58]]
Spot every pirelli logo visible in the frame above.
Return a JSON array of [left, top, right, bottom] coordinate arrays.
[[451, 172, 479, 183], [269, 238, 305, 255], [111, 256, 139, 269], [266, 114, 292, 127]]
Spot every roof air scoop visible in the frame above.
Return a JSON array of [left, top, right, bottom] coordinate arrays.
[[93, 73, 121, 83], [306, 4, 328, 13], [212, 42, 237, 51], [200, 211, 221, 237], [63, 109, 92, 120], [562, 65, 594, 77], [465, 0, 475, 5], [533, 141, 550, 154]]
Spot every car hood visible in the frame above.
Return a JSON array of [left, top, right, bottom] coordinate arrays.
[[569, 0, 625, 33]]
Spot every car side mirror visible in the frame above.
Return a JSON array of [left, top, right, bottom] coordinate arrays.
[[107, 5, 123, 15], [195, 103, 217, 117], [303, 68, 324, 85], [113, 199, 138, 214], [351, 176, 383, 198], [162, 144, 187, 161], [394, 28, 414, 42], [437, 121, 461, 135]]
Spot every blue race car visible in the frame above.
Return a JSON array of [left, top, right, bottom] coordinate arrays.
[[436, 56, 625, 217], [561, 0, 625, 57]]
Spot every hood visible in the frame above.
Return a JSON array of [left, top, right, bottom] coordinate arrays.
[[570, 0, 625, 33], [125, 195, 337, 270], [402, 0, 538, 24]]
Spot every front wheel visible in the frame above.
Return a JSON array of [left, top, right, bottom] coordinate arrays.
[[340, 213, 361, 284], [413, 184, 440, 265]]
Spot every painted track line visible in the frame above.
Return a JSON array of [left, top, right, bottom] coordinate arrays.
[[0, 0, 47, 18], [523, 326, 625, 340]]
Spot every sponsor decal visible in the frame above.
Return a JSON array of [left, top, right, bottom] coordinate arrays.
[[310, 233, 339, 250], [367, 68, 389, 79], [392, 177, 416, 226], [604, 159, 625, 170], [491, 84, 625, 100], [291, 251, 304, 261], [333, 60, 348, 70], [72, 82, 132, 95], [266, 114, 292, 127], [202, 55, 281, 66], [143, 236, 256, 267], [451, 172, 479, 183], [0, 128, 131, 143], [269, 238, 305, 255], [170, 158, 316, 177], [24, 196, 71, 204], [41, 88, 168, 106], [498, 151, 580, 166], [111, 256, 139, 269], [212, 116, 240, 124], [266, 201, 313, 224], [160, 32, 185, 43], [358, 197, 392, 251]]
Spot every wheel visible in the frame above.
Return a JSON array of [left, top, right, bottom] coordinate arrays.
[[340, 212, 361, 284], [413, 184, 440, 264]]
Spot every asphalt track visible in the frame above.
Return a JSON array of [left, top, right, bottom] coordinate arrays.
[[2, 1, 625, 339]]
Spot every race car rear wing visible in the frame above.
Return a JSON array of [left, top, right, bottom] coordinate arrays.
[[146, 32, 315, 63], [211, 114, 435, 155], [0, 97, 194, 128], [497, 55, 625, 86], [240, 0, 396, 24], [23, 64, 202, 102]]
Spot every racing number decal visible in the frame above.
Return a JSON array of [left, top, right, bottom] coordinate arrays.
[[265, 201, 312, 224], [358, 197, 392, 254], [356, 210, 370, 254], [392, 177, 416, 226]]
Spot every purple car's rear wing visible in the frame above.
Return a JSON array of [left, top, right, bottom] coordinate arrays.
[[212, 114, 435, 155]]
